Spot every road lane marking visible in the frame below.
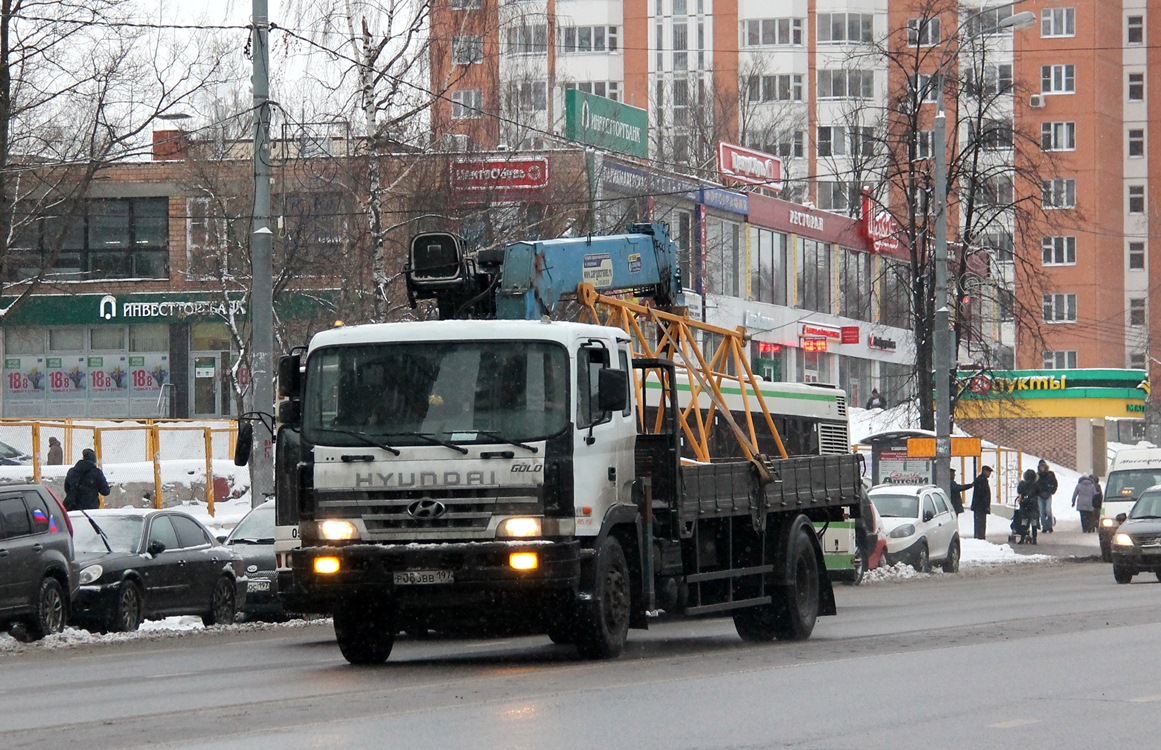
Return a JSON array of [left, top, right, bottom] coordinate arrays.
[[1129, 695, 1161, 703], [989, 719, 1041, 729]]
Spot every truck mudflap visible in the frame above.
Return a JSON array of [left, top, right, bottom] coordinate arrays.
[[288, 540, 582, 611]]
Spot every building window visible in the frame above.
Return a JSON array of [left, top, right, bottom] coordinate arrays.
[[964, 6, 1014, 36], [560, 25, 620, 53], [750, 228, 788, 305], [907, 17, 940, 46], [562, 81, 621, 102], [817, 69, 874, 99], [976, 121, 1013, 150], [816, 181, 859, 212], [797, 239, 832, 313], [450, 0, 479, 8], [1130, 298, 1147, 326], [1129, 241, 1146, 270], [1042, 293, 1077, 323], [1041, 121, 1076, 151], [913, 129, 934, 160], [816, 13, 875, 43], [507, 24, 548, 55], [672, 22, 688, 69], [1128, 129, 1145, 157], [508, 81, 547, 112], [1043, 350, 1078, 369], [1129, 185, 1146, 214], [984, 231, 1014, 264], [705, 218, 740, 297], [975, 175, 1014, 206], [452, 36, 484, 65], [1040, 64, 1075, 94], [1128, 72, 1145, 102], [742, 18, 804, 46], [1130, 352, 1147, 370], [451, 89, 483, 118], [839, 248, 872, 321], [751, 130, 805, 160], [1041, 179, 1076, 209], [1040, 7, 1075, 37], [1127, 15, 1144, 45], [909, 73, 940, 103], [817, 126, 874, 157], [965, 64, 1013, 98], [1041, 236, 1076, 265], [745, 73, 804, 102]]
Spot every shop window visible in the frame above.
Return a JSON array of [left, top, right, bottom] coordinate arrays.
[[191, 323, 232, 351], [90, 328, 125, 351], [48, 328, 84, 352], [5, 328, 45, 355], [24, 197, 170, 281], [130, 324, 170, 352]]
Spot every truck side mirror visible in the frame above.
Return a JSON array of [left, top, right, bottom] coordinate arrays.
[[278, 400, 301, 426], [597, 368, 629, 413], [234, 422, 253, 466], [278, 354, 302, 399]]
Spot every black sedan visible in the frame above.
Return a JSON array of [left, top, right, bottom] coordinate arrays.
[[1111, 488, 1161, 584], [68, 509, 247, 632], [223, 500, 284, 621]]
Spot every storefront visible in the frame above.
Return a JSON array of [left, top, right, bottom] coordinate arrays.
[[2, 292, 248, 419]]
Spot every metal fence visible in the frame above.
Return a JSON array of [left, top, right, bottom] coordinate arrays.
[[0, 419, 239, 515]]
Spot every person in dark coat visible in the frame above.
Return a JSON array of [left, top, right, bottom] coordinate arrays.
[[1013, 468, 1039, 544], [46, 436, 63, 465], [949, 469, 966, 515], [865, 388, 886, 409], [1036, 459, 1058, 533], [63, 448, 111, 511], [955, 466, 994, 540]]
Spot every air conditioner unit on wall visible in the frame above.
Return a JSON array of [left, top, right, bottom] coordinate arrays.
[[1029, 94, 1045, 109]]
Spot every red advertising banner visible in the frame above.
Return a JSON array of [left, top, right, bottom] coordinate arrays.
[[450, 158, 549, 192], [860, 190, 904, 257], [841, 326, 860, 344], [718, 141, 783, 192]]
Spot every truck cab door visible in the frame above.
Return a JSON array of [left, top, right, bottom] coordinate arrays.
[[573, 344, 635, 536]]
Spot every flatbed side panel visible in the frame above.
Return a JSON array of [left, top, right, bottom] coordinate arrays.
[[765, 454, 863, 512], [681, 462, 757, 521]]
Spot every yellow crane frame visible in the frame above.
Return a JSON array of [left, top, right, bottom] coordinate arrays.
[[577, 283, 788, 462]]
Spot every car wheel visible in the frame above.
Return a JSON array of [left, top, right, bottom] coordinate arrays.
[[334, 602, 395, 665], [18, 577, 67, 641], [846, 550, 866, 585], [202, 577, 237, 626], [1113, 565, 1134, 584], [913, 542, 930, 573], [574, 536, 631, 659], [109, 582, 144, 633], [942, 538, 960, 574]]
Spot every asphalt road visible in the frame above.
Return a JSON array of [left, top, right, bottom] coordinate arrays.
[[2, 561, 1159, 750]]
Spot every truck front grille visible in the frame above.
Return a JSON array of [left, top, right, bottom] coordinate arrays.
[[315, 488, 541, 541]]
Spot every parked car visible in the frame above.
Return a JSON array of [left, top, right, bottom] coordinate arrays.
[[1111, 486, 1161, 584], [0, 439, 33, 466], [223, 500, 285, 620], [68, 509, 246, 632], [868, 484, 961, 573], [0, 484, 77, 641]]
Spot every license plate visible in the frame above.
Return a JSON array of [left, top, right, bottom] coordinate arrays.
[[393, 569, 454, 585], [247, 579, 271, 592]]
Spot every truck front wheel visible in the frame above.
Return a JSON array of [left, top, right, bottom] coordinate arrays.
[[334, 601, 395, 665], [574, 537, 631, 659]]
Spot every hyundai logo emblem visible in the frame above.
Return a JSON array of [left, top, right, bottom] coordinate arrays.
[[407, 499, 448, 520]]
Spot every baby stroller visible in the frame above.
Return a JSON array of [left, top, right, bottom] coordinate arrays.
[[1010, 496, 1039, 545]]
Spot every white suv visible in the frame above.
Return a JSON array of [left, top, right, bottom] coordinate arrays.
[[868, 485, 961, 573]]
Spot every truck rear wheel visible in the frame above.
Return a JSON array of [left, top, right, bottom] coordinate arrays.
[[770, 524, 820, 641], [334, 602, 395, 665], [574, 537, 630, 659]]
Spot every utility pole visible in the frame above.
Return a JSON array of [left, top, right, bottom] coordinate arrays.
[[250, 0, 275, 507]]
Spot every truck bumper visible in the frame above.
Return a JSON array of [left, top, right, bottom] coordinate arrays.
[[289, 540, 583, 621]]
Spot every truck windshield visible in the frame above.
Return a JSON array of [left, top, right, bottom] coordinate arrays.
[[1104, 469, 1161, 503], [303, 340, 570, 446]]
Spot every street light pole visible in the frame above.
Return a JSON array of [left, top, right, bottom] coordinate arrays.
[[932, 6, 1035, 500], [250, 0, 275, 507]]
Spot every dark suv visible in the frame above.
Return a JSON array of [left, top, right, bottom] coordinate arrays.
[[0, 485, 77, 640]]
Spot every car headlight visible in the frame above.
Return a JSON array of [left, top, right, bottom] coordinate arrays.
[[1114, 533, 1135, 547], [78, 564, 104, 585], [1101, 517, 1117, 528], [497, 517, 542, 538], [888, 524, 916, 539], [318, 519, 358, 541]]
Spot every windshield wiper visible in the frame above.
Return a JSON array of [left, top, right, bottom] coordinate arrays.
[[1131, 514, 1161, 520], [463, 430, 538, 454], [313, 428, 401, 456], [80, 511, 113, 553], [378, 431, 469, 455], [230, 537, 275, 545]]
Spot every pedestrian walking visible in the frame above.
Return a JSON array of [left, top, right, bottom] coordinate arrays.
[[46, 436, 63, 465], [865, 388, 887, 409], [1013, 468, 1040, 544], [957, 465, 993, 540], [1072, 474, 1099, 533], [1090, 475, 1104, 533], [1036, 459, 1058, 533], [63, 448, 111, 511]]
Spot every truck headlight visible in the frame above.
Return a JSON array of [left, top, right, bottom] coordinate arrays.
[[498, 517, 542, 538], [78, 564, 103, 585], [319, 519, 358, 541], [314, 556, 341, 574], [509, 552, 539, 570], [1114, 533, 1134, 547]]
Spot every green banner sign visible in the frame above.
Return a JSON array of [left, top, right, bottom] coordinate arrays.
[[564, 89, 648, 158]]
